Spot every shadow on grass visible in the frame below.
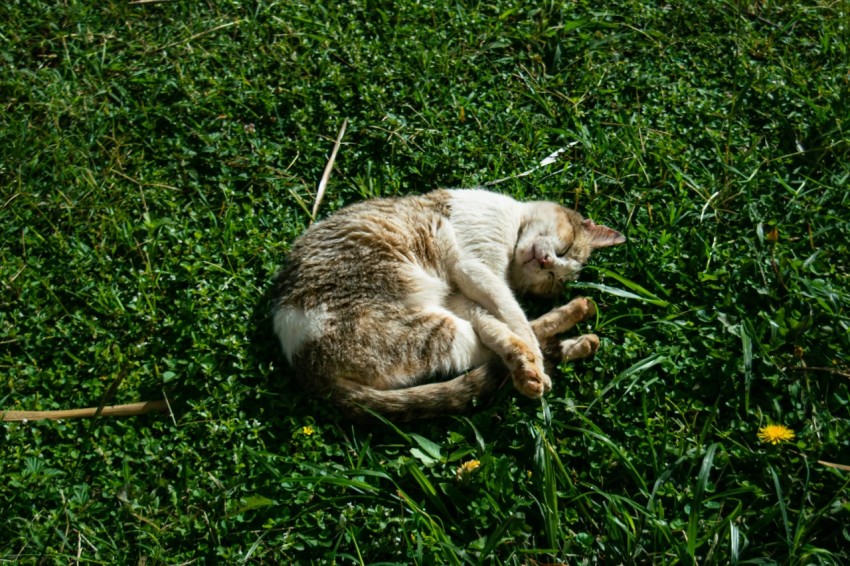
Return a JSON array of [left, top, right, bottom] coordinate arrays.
[[242, 273, 346, 435]]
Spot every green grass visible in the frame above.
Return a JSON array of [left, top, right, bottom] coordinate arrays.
[[1, 0, 849, 562]]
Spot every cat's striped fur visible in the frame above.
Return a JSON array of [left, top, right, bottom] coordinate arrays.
[[272, 189, 625, 421]]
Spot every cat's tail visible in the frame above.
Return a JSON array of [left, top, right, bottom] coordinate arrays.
[[334, 361, 509, 422]]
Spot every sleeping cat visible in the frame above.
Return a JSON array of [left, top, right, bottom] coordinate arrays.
[[271, 189, 625, 421]]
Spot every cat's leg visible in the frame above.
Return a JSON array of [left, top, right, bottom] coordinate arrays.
[[434, 222, 542, 357], [531, 296, 595, 340], [446, 294, 550, 398], [531, 297, 600, 363], [440, 253, 548, 392], [448, 257, 540, 346], [470, 310, 550, 398], [440, 295, 601, 400], [432, 221, 552, 398]]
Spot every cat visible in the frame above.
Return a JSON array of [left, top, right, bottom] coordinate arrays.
[[271, 188, 625, 421]]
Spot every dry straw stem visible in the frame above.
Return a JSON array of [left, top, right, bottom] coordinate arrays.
[[818, 460, 850, 472], [311, 119, 348, 223], [2, 400, 168, 422]]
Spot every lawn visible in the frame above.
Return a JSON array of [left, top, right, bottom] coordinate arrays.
[[1, 0, 849, 563]]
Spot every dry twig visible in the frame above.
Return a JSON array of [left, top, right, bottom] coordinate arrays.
[[312, 119, 348, 222], [2, 400, 168, 422]]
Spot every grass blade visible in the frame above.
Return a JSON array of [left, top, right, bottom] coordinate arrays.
[[406, 462, 453, 521], [688, 443, 719, 559], [395, 488, 465, 566], [729, 520, 744, 566], [586, 353, 666, 412], [572, 282, 670, 307], [478, 511, 523, 559], [768, 464, 792, 548], [531, 422, 560, 557]]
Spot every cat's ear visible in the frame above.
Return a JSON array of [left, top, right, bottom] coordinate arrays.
[[582, 218, 626, 248]]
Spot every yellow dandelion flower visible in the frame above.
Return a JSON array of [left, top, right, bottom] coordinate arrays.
[[456, 459, 481, 480], [757, 424, 795, 445], [301, 425, 314, 436], [766, 227, 779, 243]]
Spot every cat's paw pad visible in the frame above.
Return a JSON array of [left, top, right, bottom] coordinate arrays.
[[560, 333, 600, 361], [512, 361, 549, 399]]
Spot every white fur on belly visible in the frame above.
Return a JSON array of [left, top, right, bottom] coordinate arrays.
[[431, 309, 490, 374], [273, 305, 329, 363], [404, 264, 450, 308]]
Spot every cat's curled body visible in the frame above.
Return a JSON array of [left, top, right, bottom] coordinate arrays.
[[272, 189, 625, 421]]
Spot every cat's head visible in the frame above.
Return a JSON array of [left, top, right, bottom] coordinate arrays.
[[509, 202, 625, 296]]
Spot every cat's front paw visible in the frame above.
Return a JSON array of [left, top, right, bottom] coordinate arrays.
[[512, 360, 550, 398], [560, 333, 600, 361], [506, 338, 551, 398]]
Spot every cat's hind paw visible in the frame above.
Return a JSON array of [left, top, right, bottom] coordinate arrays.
[[531, 296, 597, 341], [559, 333, 600, 361], [570, 296, 597, 322]]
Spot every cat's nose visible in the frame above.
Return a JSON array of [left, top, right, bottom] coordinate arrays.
[[532, 244, 553, 268]]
